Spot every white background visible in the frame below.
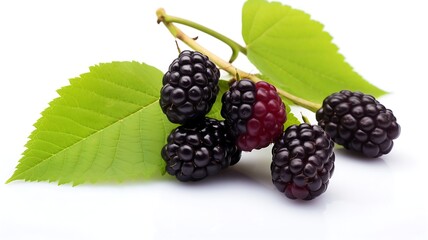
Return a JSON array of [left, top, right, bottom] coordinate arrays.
[[1, 0, 427, 239]]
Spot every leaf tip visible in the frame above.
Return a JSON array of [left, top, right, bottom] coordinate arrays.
[[5, 175, 17, 184]]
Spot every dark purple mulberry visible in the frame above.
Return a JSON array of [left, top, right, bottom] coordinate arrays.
[[316, 90, 400, 157], [271, 123, 335, 200], [161, 118, 241, 182], [221, 80, 286, 151], [160, 50, 220, 124]]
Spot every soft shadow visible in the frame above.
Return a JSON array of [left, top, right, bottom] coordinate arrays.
[[170, 166, 268, 189], [334, 147, 388, 166], [286, 195, 331, 210]]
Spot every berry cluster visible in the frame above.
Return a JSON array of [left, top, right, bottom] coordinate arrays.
[[160, 51, 240, 182], [159, 51, 400, 201], [160, 51, 286, 182]]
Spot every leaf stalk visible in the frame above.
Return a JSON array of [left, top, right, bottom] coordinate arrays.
[[156, 8, 321, 112], [157, 8, 246, 63]]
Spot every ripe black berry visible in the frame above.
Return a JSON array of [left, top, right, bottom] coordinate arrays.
[[316, 90, 400, 157], [160, 50, 220, 124], [271, 123, 335, 200], [221, 79, 286, 151], [161, 118, 241, 182]]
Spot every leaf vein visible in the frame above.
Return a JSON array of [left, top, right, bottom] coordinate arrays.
[[28, 139, 63, 151], [249, 7, 291, 45], [73, 85, 142, 108], [77, 126, 102, 182], [92, 76, 159, 100], [251, 46, 344, 92], [54, 104, 117, 121], [37, 130, 84, 140], [104, 120, 123, 176], [43, 112, 98, 132]]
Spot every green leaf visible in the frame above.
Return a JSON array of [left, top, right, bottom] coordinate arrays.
[[206, 80, 229, 120], [283, 103, 300, 129], [242, 0, 387, 104], [8, 62, 176, 185]]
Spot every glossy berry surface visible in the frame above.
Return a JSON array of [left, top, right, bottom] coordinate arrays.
[[316, 90, 400, 157], [161, 118, 241, 182], [221, 79, 286, 151], [160, 50, 220, 124], [271, 123, 335, 200]]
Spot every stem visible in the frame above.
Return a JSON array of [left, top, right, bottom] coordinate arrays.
[[156, 8, 321, 112], [301, 113, 311, 124], [157, 8, 246, 63]]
